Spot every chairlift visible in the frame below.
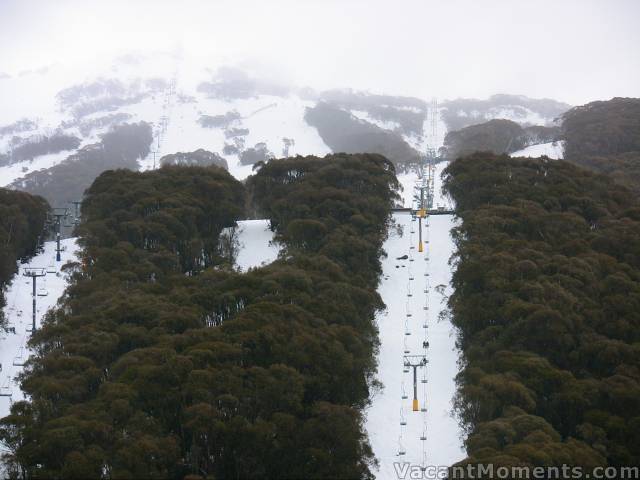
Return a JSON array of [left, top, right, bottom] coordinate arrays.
[[0, 378, 12, 397], [37, 287, 48, 297], [47, 264, 56, 274]]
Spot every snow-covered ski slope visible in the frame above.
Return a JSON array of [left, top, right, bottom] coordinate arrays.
[[0, 54, 332, 185], [0, 238, 80, 418], [367, 209, 465, 477], [367, 103, 464, 476], [234, 219, 280, 271], [510, 141, 564, 159]]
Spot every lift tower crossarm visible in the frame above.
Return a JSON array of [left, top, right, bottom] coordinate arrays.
[[404, 355, 428, 411]]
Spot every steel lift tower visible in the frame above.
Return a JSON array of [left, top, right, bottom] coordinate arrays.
[[23, 267, 46, 333], [404, 355, 428, 411], [51, 207, 69, 261]]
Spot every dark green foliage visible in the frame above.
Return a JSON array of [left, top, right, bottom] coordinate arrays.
[[11, 122, 152, 206], [443, 152, 640, 470], [522, 125, 561, 145], [0, 188, 49, 326], [305, 102, 421, 170], [443, 119, 562, 160], [78, 165, 245, 276], [160, 149, 228, 170], [562, 97, 640, 195], [443, 119, 527, 159], [1, 153, 398, 478]]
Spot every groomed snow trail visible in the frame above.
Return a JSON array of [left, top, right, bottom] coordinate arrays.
[[367, 160, 465, 477], [0, 238, 80, 418], [234, 219, 280, 272]]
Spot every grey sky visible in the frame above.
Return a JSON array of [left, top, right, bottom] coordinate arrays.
[[1, 0, 639, 105]]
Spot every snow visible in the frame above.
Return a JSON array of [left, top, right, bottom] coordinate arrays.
[[0, 238, 80, 417], [397, 161, 453, 210], [366, 209, 465, 477], [351, 109, 402, 132], [0, 149, 79, 187], [234, 220, 280, 271], [510, 141, 564, 159], [367, 106, 465, 476], [455, 106, 556, 127], [488, 106, 550, 126], [1, 54, 468, 473], [151, 94, 331, 180]]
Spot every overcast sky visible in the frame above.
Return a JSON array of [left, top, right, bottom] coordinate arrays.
[[1, 0, 639, 105]]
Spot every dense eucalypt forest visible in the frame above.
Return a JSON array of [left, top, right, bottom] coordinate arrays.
[[442, 119, 560, 160], [443, 153, 640, 471], [0, 189, 49, 327], [0, 153, 399, 479], [562, 97, 640, 196]]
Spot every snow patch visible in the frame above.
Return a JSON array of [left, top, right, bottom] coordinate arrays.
[[510, 141, 564, 159], [235, 220, 280, 271]]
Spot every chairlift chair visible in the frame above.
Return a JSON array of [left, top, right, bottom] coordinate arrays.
[[400, 410, 407, 426]]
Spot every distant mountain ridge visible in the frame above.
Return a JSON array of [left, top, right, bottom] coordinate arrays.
[[0, 54, 573, 195]]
